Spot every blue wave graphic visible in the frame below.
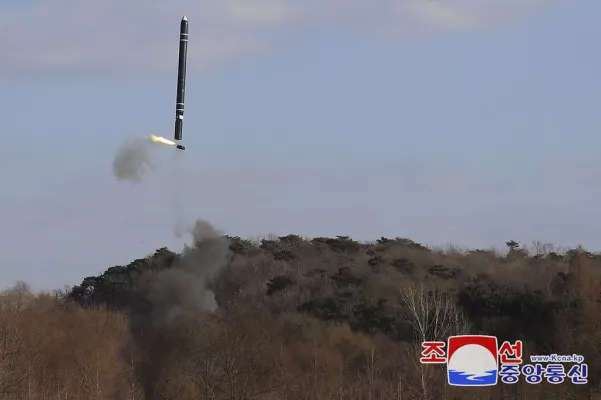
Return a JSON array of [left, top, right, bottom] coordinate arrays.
[[448, 369, 498, 386]]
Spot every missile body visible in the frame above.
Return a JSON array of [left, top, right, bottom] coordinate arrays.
[[174, 16, 188, 142]]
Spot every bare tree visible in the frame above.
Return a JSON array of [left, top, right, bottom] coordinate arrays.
[[400, 283, 470, 342], [362, 347, 382, 400], [400, 283, 471, 400], [0, 283, 36, 397]]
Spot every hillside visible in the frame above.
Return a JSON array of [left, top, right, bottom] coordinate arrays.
[[0, 229, 598, 399]]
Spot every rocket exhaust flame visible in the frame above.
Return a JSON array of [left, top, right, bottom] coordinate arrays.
[[151, 134, 176, 146], [150, 134, 185, 150]]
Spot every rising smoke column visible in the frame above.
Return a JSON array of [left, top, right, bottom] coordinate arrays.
[[147, 219, 231, 325], [127, 219, 232, 399]]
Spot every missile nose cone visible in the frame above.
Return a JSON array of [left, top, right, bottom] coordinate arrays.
[[182, 16, 187, 21]]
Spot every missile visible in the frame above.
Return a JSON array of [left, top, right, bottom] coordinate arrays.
[[174, 15, 188, 142]]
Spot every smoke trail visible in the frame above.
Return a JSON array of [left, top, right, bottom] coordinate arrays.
[[127, 218, 232, 399], [112, 136, 155, 183], [147, 219, 230, 325], [169, 151, 188, 239]]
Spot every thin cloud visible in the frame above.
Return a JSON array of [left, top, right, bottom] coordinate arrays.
[[0, 0, 554, 74], [0, 0, 295, 74], [298, 0, 553, 34], [404, 0, 552, 30]]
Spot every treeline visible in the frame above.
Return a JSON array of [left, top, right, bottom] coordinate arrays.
[[0, 235, 599, 399]]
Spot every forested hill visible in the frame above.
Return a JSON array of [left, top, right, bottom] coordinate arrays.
[[0, 234, 598, 399], [70, 235, 572, 345]]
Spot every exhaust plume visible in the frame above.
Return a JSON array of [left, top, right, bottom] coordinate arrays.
[[150, 134, 176, 147], [127, 218, 232, 399], [147, 219, 231, 325]]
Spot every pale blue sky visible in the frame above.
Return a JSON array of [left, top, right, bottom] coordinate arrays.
[[1, 1, 600, 290]]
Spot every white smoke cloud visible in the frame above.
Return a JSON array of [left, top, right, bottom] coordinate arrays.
[[0, 0, 555, 74]]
